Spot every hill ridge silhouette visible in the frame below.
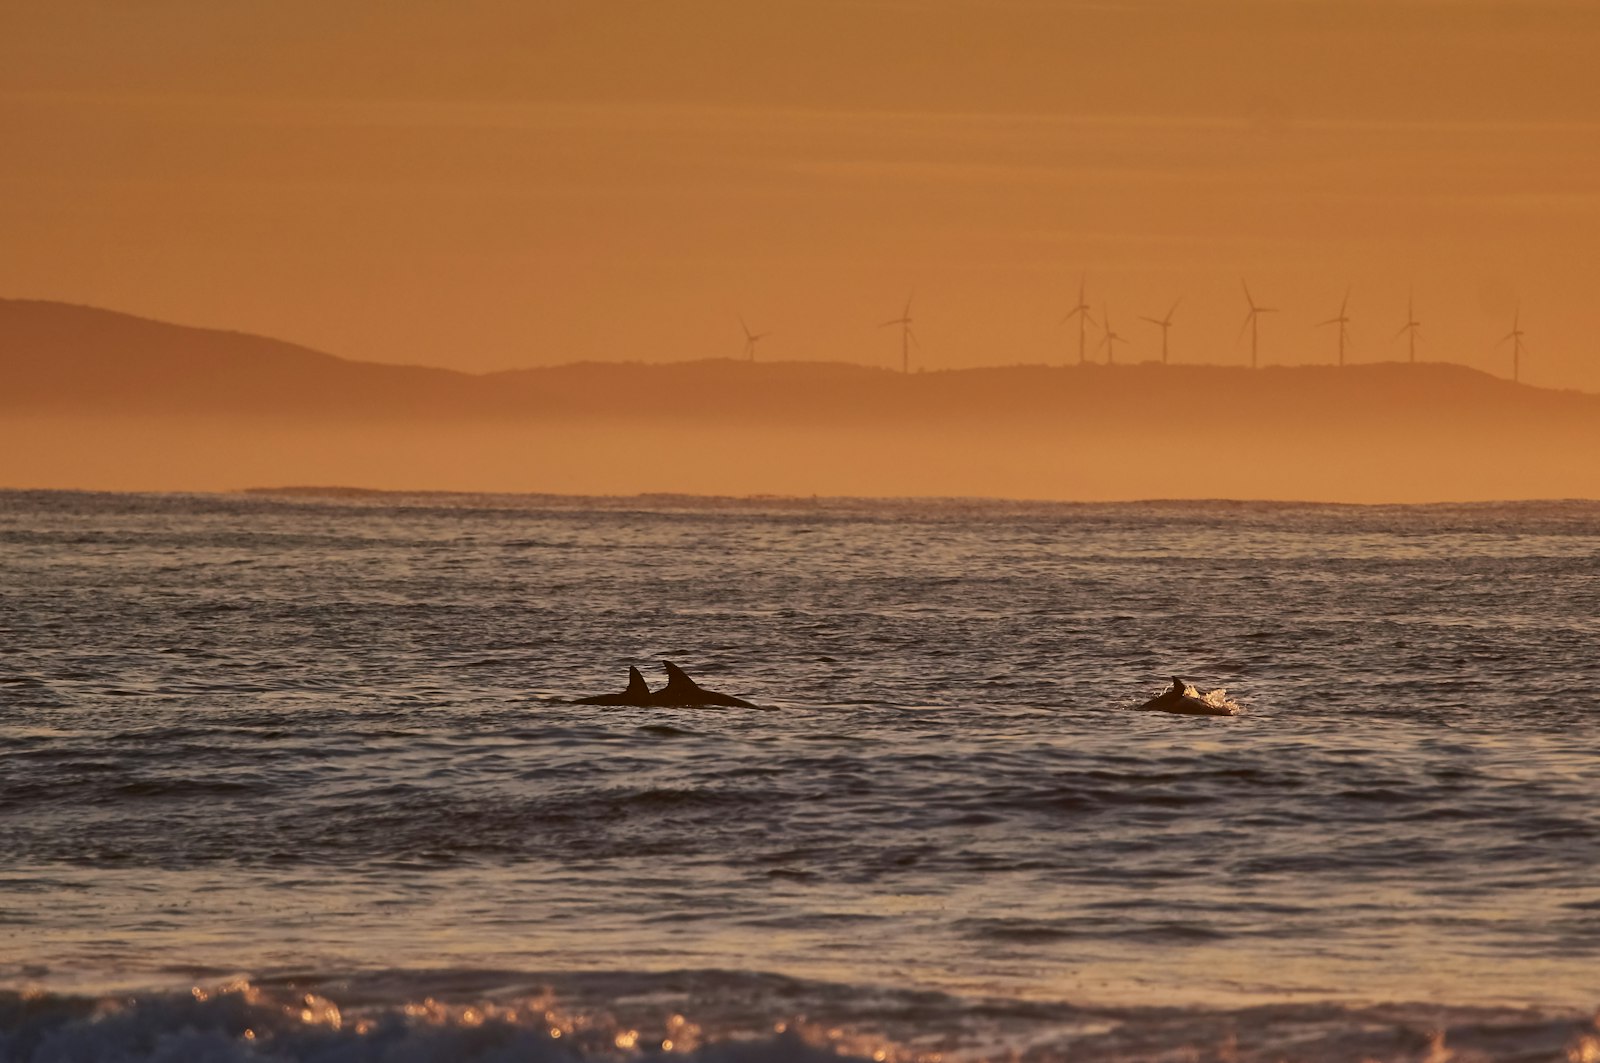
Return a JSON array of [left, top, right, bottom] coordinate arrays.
[[3, 298, 1595, 427], [7, 298, 1599, 500]]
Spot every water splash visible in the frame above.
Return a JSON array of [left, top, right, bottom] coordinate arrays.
[[1191, 683, 1244, 715]]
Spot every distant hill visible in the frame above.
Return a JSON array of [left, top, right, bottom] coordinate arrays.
[[0, 299, 489, 417], [4, 297, 1596, 427], [3, 298, 1598, 500]]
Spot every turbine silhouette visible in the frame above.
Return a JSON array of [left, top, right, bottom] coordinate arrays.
[[739, 316, 769, 362], [1238, 279, 1278, 369], [879, 294, 916, 374], [1499, 307, 1527, 383], [1139, 298, 1181, 365], [1319, 287, 1352, 367], [1098, 304, 1128, 365], [1395, 289, 1421, 363], [1060, 274, 1095, 366]]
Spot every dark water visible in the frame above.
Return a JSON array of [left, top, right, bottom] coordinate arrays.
[[2, 489, 1598, 1061]]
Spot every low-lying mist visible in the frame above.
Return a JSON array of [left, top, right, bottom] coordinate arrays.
[[5, 415, 1596, 503]]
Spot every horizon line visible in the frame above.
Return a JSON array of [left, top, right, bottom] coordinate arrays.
[[5, 484, 1599, 510]]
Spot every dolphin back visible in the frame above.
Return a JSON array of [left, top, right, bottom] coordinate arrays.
[[1137, 678, 1238, 717], [575, 665, 656, 706], [652, 661, 758, 709], [576, 662, 757, 708]]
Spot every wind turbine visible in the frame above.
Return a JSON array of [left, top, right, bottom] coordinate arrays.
[[1060, 274, 1095, 366], [1320, 287, 1352, 367], [879, 294, 916, 374], [1395, 290, 1421, 363], [1239, 279, 1278, 369], [1098, 304, 1128, 365], [1499, 307, 1527, 383], [739, 316, 769, 362], [1139, 298, 1181, 364]]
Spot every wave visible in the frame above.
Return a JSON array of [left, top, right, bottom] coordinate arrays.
[[1, 971, 1595, 1063]]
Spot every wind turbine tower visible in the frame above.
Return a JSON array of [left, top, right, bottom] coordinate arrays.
[[1061, 275, 1095, 366], [1396, 291, 1421, 363], [1098, 304, 1128, 365], [1239, 280, 1278, 369], [1320, 288, 1352, 367], [1500, 308, 1527, 383], [879, 295, 916, 374], [739, 317, 769, 362], [1140, 298, 1181, 364]]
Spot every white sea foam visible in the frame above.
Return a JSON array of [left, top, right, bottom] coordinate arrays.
[[1, 977, 1595, 1063], [0, 979, 885, 1063]]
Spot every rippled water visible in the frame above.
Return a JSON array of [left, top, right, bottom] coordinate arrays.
[[2, 489, 1598, 1060]]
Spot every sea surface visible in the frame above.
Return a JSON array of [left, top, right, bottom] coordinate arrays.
[[2, 489, 1598, 1061]]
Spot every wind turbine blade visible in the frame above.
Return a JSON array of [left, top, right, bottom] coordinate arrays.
[[1241, 277, 1256, 309], [1140, 316, 1163, 326], [1340, 287, 1350, 316], [1393, 323, 1412, 339], [907, 328, 919, 347], [1167, 297, 1182, 321], [1237, 315, 1253, 344], [1319, 317, 1339, 327]]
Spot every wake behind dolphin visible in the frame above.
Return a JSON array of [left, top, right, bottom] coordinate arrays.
[[1138, 676, 1240, 717], [574, 661, 759, 709]]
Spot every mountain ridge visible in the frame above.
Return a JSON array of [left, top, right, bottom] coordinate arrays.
[[3, 298, 1594, 429]]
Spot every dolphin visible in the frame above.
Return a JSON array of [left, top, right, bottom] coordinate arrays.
[[649, 661, 759, 709], [574, 665, 654, 706], [1138, 676, 1238, 717]]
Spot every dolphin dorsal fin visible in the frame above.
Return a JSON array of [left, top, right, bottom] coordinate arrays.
[[661, 661, 701, 694], [625, 666, 650, 697], [1171, 676, 1187, 695]]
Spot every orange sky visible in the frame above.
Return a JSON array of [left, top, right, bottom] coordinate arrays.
[[4, 1, 1599, 390]]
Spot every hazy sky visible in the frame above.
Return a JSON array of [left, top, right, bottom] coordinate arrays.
[[4, 0, 1599, 388]]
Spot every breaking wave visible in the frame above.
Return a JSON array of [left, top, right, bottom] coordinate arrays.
[[1, 973, 1596, 1063]]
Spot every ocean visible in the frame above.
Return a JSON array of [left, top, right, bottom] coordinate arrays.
[[2, 488, 1597, 1061]]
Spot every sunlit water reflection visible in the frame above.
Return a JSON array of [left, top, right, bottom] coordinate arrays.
[[2, 490, 1597, 1058]]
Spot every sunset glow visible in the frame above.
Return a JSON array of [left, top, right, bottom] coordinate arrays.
[[4, 17, 1599, 1057], [4, 2, 1598, 388]]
